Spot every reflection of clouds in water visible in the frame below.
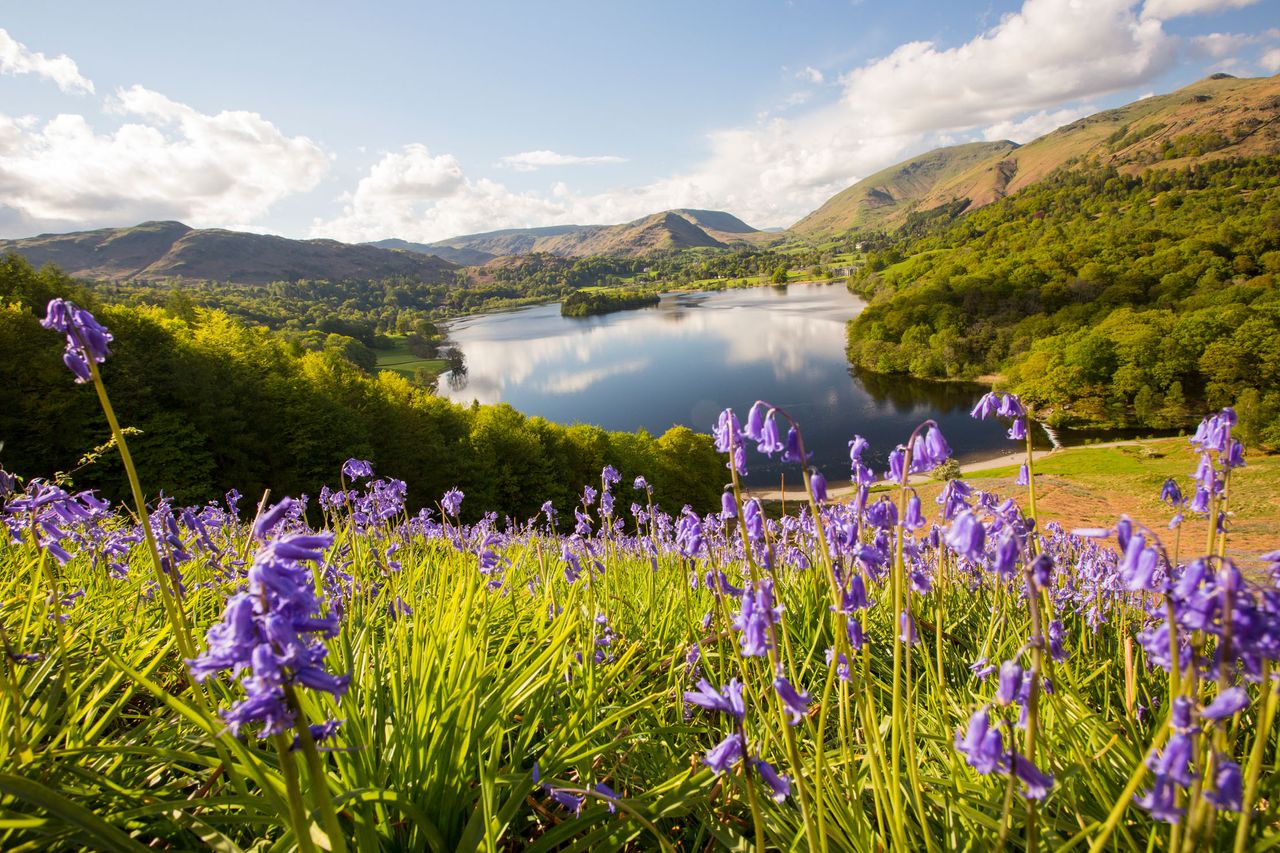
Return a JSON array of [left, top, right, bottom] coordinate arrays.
[[537, 358, 650, 394], [441, 287, 864, 405]]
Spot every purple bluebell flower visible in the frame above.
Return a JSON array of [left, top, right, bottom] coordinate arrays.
[[970, 392, 999, 420], [684, 678, 746, 720], [755, 411, 785, 456], [42, 299, 114, 383], [1048, 620, 1068, 662], [1016, 464, 1029, 486], [733, 580, 781, 657], [996, 661, 1023, 705], [721, 489, 738, 520], [1204, 757, 1242, 811], [903, 493, 924, 531], [1007, 418, 1027, 441], [341, 459, 374, 480], [1029, 553, 1053, 591], [773, 676, 811, 725], [745, 401, 768, 442], [910, 425, 951, 473], [713, 409, 742, 453], [1149, 731, 1197, 787], [887, 447, 906, 483], [187, 526, 348, 739], [847, 616, 864, 650], [970, 658, 996, 679], [1202, 687, 1248, 721], [998, 394, 1025, 419], [937, 479, 974, 521], [704, 732, 744, 774], [440, 488, 464, 517], [781, 426, 810, 464], [899, 610, 919, 645], [866, 497, 898, 530], [1138, 777, 1184, 824], [1118, 532, 1160, 592], [848, 435, 869, 464], [992, 533, 1019, 579], [676, 510, 704, 558], [1160, 478, 1183, 506], [743, 499, 765, 543], [810, 469, 828, 503], [754, 759, 791, 802], [944, 510, 985, 560], [955, 706, 1003, 774], [1010, 753, 1054, 800]]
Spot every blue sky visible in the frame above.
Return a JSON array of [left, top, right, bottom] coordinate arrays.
[[1, 0, 1277, 241]]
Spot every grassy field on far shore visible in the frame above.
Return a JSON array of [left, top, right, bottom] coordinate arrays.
[[373, 335, 447, 380]]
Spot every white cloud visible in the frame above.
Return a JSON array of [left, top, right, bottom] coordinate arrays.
[[982, 106, 1095, 143], [0, 28, 94, 94], [317, 144, 569, 242], [0, 85, 330, 232], [1190, 28, 1280, 60], [497, 149, 627, 171], [1262, 47, 1280, 72], [799, 66, 825, 84], [1142, 0, 1259, 20]]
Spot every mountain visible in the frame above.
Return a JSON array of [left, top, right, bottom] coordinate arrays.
[[792, 73, 1280, 237], [382, 209, 767, 263], [0, 222, 457, 285], [533, 211, 729, 257]]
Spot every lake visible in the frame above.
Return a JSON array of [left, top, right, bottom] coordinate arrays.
[[438, 283, 1025, 486]]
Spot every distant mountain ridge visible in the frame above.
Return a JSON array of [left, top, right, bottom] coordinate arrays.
[[0, 221, 457, 285], [373, 208, 768, 263], [792, 73, 1280, 236]]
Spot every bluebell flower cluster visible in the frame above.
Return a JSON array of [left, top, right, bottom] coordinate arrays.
[[41, 299, 113, 383], [187, 497, 349, 739]]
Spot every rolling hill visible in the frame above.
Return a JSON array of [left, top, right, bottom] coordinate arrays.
[[792, 73, 1280, 237], [0, 221, 458, 285]]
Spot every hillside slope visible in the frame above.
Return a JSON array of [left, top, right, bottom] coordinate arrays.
[[793, 73, 1280, 237], [535, 211, 728, 257], [0, 222, 457, 285], [791, 141, 1020, 236]]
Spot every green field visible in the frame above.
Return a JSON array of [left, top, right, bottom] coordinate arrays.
[[373, 335, 448, 380]]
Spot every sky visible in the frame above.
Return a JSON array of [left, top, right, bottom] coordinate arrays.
[[1, 0, 1277, 242]]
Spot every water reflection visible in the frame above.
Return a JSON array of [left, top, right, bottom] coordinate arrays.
[[438, 284, 1016, 485]]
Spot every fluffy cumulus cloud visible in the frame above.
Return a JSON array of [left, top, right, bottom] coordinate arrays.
[[319, 0, 1186, 240], [0, 28, 94, 94], [497, 150, 628, 171], [1263, 47, 1280, 72], [317, 144, 571, 242], [0, 84, 330, 232]]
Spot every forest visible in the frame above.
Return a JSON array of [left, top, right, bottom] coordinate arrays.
[[0, 255, 724, 517], [844, 157, 1280, 445]]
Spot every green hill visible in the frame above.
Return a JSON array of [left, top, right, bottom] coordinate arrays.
[[793, 73, 1280, 237]]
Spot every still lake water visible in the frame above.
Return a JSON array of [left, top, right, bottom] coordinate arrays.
[[439, 284, 1025, 486]]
